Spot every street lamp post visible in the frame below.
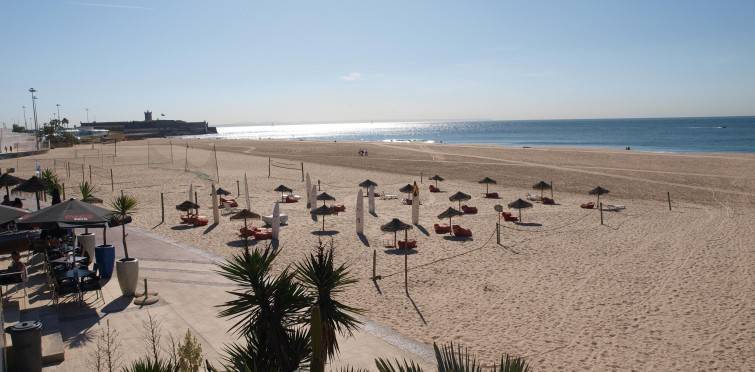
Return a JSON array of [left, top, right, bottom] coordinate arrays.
[[29, 88, 39, 150], [22, 106, 28, 130], [56, 104, 62, 128], [86, 108, 89, 122]]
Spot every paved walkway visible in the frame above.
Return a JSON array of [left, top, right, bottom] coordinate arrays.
[[19, 225, 435, 370]]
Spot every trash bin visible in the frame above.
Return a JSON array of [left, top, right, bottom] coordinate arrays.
[[95, 244, 116, 279], [6, 320, 42, 372]]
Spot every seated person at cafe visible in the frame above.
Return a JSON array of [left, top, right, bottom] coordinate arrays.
[[0, 251, 26, 285], [11, 198, 22, 209], [1, 195, 11, 206]]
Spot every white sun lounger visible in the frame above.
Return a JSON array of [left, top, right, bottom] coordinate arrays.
[[380, 194, 398, 200]]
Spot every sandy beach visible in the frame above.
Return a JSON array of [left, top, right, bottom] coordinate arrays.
[[4, 139, 753, 370]]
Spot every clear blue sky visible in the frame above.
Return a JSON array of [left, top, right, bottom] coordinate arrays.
[[2, 0, 754, 126]]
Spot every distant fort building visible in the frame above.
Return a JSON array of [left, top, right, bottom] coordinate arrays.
[[80, 110, 216, 139]]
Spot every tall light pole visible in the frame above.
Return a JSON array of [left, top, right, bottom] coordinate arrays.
[[22, 106, 28, 130], [56, 104, 62, 128], [86, 108, 89, 122], [29, 88, 39, 150]]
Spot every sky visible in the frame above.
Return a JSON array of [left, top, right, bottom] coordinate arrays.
[[1, 0, 754, 126]]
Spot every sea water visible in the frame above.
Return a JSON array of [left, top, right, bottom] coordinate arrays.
[[209, 116, 755, 153]]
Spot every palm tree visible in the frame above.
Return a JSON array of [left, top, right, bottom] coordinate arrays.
[[296, 243, 363, 370], [216, 246, 312, 371], [375, 342, 532, 372], [110, 194, 137, 260]]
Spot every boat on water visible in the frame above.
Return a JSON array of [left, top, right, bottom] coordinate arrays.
[[63, 127, 110, 141]]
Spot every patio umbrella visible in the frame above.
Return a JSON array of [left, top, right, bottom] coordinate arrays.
[[532, 181, 552, 199], [14, 176, 48, 210], [429, 175, 444, 188], [478, 177, 497, 194], [589, 186, 610, 205], [380, 218, 413, 248], [312, 204, 333, 231], [359, 179, 378, 194], [449, 191, 471, 209], [508, 198, 533, 222], [213, 187, 232, 196], [0, 173, 24, 198], [316, 192, 336, 206], [399, 184, 414, 199], [274, 185, 293, 200], [230, 209, 260, 250], [437, 207, 464, 229], [0, 205, 28, 226], [176, 200, 200, 217], [16, 198, 115, 229]]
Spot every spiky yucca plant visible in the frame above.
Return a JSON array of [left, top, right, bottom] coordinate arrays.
[[110, 194, 137, 260], [122, 357, 177, 372], [80, 180, 96, 200], [296, 242, 363, 370], [375, 342, 531, 372]]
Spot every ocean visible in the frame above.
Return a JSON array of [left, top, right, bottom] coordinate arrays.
[[208, 116, 755, 153]]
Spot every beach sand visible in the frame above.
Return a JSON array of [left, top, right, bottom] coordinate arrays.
[[5, 139, 753, 370]]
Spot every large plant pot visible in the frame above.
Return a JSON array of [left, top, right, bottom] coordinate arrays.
[[77, 233, 96, 261], [115, 258, 139, 296], [94, 245, 116, 279]]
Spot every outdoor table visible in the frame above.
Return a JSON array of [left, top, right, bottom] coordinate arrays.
[[50, 256, 87, 264], [62, 268, 94, 280]]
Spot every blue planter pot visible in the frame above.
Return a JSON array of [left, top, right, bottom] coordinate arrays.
[[94, 244, 116, 279]]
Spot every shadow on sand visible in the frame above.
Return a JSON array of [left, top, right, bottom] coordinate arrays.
[[311, 230, 339, 236], [357, 233, 370, 247]]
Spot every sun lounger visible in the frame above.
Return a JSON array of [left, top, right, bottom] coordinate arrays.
[[542, 197, 555, 205], [434, 223, 451, 234], [332, 204, 346, 213], [452, 225, 472, 238], [502, 212, 518, 222], [284, 195, 299, 203], [484, 192, 499, 199], [220, 198, 238, 207], [429, 185, 440, 193], [461, 205, 478, 214], [603, 204, 626, 211], [239, 226, 259, 238], [398, 240, 417, 249], [193, 216, 209, 226], [379, 194, 398, 200], [580, 202, 595, 209], [253, 229, 272, 240], [526, 193, 542, 202], [382, 238, 396, 248]]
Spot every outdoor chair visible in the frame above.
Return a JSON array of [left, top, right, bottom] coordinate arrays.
[[398, 239, 417, 249], [80, 274, 104, 304], [0, 268, 28, 302], [52, 277, 80, 308], [461, 205, 478, 214], [452, 225, 473, 238], [434, 223, 451, 234]]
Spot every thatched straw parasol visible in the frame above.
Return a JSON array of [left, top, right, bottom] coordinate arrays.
[[14, 176, 48, 210], [359, 179, 378, 194], [532, 181, 552, 199], [0, 173, 24, 198], [316, 192, 336, 206], [213, 187, 232, 196], [230, 209, 261, 250], [429, 175, 444, 188], [312, 204, 333, 231], [508, 198, 533, 222], [274, 184, 293, 200], [380, 218, 413, 248], [437, 206, 464, 229], [478, 177, 497, 194], [398, 184, 414, 199], [588, 186, 610, 205], [176, 200, 200, 217], [448, 191, 471, 209]]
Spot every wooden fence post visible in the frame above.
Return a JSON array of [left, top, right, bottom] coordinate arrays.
[[599, 202, 604, 225], [667, 192, 672, 211], [62, 183, 66, 199], [268, 157, 271, 178], [110, 169, 114, 191], [300, 162, 304, 182], [236, 180, 240, 196], [81, 164, 85, 183], [89, 165, 92, 184], [161, 193, 165, 223], [372, 249, 377, 280], [404, 254, 408, 295]]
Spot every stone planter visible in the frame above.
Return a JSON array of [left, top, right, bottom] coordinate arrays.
[[77, 233, 96, 261], [115, 258, 139, 296]]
